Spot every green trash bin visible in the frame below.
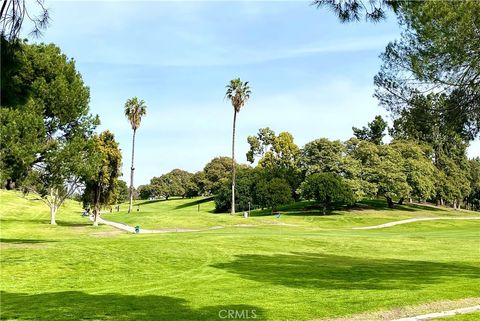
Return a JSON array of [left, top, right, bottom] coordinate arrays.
[[135, 225, 140, 234]]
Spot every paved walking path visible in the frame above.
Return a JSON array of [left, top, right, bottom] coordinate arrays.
[[88, 215, 224, 234], [353, 217, 480, 230], [392, 305, 480, 321], [87, 215, 301, 234]]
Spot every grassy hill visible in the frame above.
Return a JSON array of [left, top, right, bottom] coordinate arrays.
[[1, 190, 479, 321], [101, 196, 479, 230]]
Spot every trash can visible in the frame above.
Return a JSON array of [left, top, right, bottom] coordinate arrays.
[[243, 211, 248, 218], [135, 225, 140, 234]]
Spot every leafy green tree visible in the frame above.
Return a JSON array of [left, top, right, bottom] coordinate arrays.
[[1, 41, 97, 189], [466, 158, 480, 211], [137, 184, 156, 200], [375, 144, 411, 208], [114, 180, 129, 204], [82, 131, 122, 226], [301, 138, 345, 176], [203, 157, 234, 195], [315, 0, 480, 137], [374, 0, 480, 138], [352, 115, 387, 145], [389, 94, 471, 207], [343, 138, 378, 201], [225, 78, 251, 214], [124, 97, 147, 213], [247, 128, 302, 199], [246, 127, 276, 163], [150, 169, 194, 200], [213, 167, 293, 213], [214, 167, 256, 213], [0, 101, 45, 189], [22, 136, 98, 224], [390, 140, 436, 203], [300, 173, 354, 214], [258, 178, 293, 213], [1, 37, 33, 107], [434, 155, 471, 209], [189, 171, 207, 196], [345, 138, 410, 208]]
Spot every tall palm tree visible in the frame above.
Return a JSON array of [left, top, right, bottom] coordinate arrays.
[[225, 78, 251, 214], [124, 97, 147, 213]]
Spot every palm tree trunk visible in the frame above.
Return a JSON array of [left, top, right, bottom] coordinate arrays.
[[231, 110, 237, 215], [128, 128, 136, 213]]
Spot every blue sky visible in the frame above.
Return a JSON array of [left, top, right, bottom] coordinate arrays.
[[28, 1, 479, 186]]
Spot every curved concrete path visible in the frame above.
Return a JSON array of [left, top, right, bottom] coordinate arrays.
[[392, 305, 480, 321], [353, 217, 480, 230], [87, 215, 300, 234], [88, 215, 224, 234]]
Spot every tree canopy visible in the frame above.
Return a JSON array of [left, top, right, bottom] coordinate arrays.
[[0, 40, 98, 188], [300, 173, 354, 214], [352, 115, 387, 145], [81, 131, 122, 225]]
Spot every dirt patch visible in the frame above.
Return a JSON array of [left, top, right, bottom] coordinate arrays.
[[318, 298, 480, 321]]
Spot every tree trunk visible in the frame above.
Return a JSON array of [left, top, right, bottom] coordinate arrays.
[[93, 171, 102, 226], [5, 178, 14, 190], [386, 197, 394, 208], [231, 110, 237, 215], [50, 205, 57, 225], [128, 128, 137, 213], [398, 197, 404, 205]]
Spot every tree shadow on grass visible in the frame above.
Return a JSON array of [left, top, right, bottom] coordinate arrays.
[[0, 238, 56, 244], [175, 197, 214, 210], [0, 218, 49, 224], [56, 221, 91, 227], [134, 199, 168, 206], [212, 252, 480, 290], [250, 200, 448, 218], [0, 291, 264, 321], [355, 200, 447, 212]]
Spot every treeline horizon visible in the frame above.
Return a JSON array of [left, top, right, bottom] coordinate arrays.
[[2, 0, 480, 223], [137, 121, 480, 212]]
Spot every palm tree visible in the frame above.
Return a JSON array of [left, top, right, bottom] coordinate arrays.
[[225, 78, 251, 214], [124, 97, 147, 213]]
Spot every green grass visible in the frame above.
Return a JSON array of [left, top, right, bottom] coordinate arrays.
[[102, 196, 479, 230], [1, 190, 479, 321]]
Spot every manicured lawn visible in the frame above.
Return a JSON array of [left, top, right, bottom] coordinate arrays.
[[1, 190, 479, 320], [102, 196, 479, 230]]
